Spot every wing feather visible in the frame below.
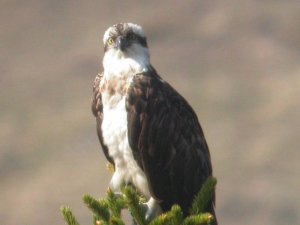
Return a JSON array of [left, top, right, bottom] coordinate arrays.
[[92, 73, 114, 165], [126, 69, 214, 215]]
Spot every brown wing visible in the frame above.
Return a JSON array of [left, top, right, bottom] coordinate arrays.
[[126, 68, 215, 216], [92, 73, 114, 165]]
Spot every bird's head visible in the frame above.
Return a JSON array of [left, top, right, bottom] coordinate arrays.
[[102, 23, 150, 76]]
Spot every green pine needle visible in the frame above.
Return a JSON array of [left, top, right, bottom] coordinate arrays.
[[60, 206, 81, 225], [83, 194, 110, 222], [149, 205, 183, 225], [182, 213, 214, 225], [110, 216, 126, 225], [190, 176, 217, 215], [170, 205, 184, 224], [123, 186, 147, 225], [107, 189, 125, 217]]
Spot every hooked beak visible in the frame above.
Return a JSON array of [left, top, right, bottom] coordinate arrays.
[[116, 36, 128, 51]]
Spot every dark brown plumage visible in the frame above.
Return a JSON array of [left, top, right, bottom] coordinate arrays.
[[126, 67, 215, 215]]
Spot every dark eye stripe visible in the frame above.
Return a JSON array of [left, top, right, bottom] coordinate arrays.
[[137, 36, 147, 47], [130, 33, 147, 47], [126, 33, 136, 40]]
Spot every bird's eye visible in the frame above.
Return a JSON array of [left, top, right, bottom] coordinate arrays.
[[107, 37, 114, 45]]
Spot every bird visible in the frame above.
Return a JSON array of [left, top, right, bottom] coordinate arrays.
[[91, 22, 217, 224]]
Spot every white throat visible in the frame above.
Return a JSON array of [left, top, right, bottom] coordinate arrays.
[[103, 44, 150, 78]]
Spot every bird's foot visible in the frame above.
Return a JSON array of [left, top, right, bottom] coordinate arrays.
[[130, 198, 161, 224], [143, 197, 162, 223]]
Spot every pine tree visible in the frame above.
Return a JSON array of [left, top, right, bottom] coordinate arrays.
[[61, 177, 217, 225]]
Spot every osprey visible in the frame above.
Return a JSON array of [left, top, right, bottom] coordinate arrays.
[[92, 23, 217, 224]]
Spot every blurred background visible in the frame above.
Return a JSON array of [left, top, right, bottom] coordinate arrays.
[[0, 0, 299, 224]]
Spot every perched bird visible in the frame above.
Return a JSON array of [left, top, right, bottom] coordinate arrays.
[[92, 23, 217, 224]]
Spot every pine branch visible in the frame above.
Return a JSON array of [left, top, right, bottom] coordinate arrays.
[[83, 194, 110, 223], [149, 205, 183, 225], [60, 206, 81, 225], [110, 216, 126, 225], [190, 176, 217, 215], [182, 213, 214, 225], [106, 189, 125, 217], [123, 186, 147, 225], [61, 177, 217, 225]]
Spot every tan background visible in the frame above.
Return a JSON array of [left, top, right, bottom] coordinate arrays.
[[0, 1, 299, 224]]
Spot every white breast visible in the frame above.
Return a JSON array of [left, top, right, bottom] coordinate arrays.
[[101, 44, 151, 197], [101, 91, 150, 197]]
